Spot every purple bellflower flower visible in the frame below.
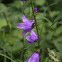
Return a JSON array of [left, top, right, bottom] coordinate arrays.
[[25, 52, 39, 62], [20, 0, 26, 1], [17, 15, 34, 37], [26, 31, 38, 44], [34, 8, 37, 12]]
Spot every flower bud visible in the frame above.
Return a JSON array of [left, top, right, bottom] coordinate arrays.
[[34, 8, 37, 13]]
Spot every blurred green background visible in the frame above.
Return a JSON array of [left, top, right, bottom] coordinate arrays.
[[0, 0, 62, 62]]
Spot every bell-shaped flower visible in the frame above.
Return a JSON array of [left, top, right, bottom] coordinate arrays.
[[20, 0, 26, 1], [25, 52, 39, 62], [26, 31, 38, 44], [17, 15, 34, 37]]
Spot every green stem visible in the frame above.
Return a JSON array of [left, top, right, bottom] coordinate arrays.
[[3, 12, 13, 62], [0, 53, 15, 62], [3, 31, 6, 62], [23, 36, 25, 62], [34, 15, 40, 46], [2, 27, 6, 62], [23, 1, 25, 14], [22, 1, 25, 62], [3, 12, 11, 33], [4, 51, 6, 62], [31, 0, 40, 52]]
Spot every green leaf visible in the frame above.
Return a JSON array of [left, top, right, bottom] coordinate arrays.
[[0, 19, 7, 28]]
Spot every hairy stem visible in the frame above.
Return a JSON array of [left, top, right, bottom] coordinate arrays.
[[22, 1, 25, 62], [31, 0, 40, 52], [23, 1, 25, 14]]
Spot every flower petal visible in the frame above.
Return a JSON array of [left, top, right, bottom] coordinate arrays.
[[30, 31, 36, 36], [26, 36, 32, 41], [26, 20, 35, 26], [26, 31, 38, 44], [17, 23, 26, 29], [31, 31, 38, 38], [22, 30, 28, 37], [29, 20, 35, 24], [28, 41, 34, 44], [30, 31, 38, 40], [26, 36, 34, 44], [22, 29, 32, 37], [28, 52, 39, 62], [22, 15, 28, 22], [17, 23, 33, 30]]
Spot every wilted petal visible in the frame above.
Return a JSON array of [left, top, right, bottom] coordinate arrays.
[[25, 52, 39, 62], [22, 15, 28, 22]]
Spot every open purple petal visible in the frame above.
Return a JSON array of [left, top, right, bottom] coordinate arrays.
[[22, 15, 28, 22], [22, 30, 28, 37], [28, 20, 35, 25], [17, 23, 26, 29], [28, 52, 39, 62], [30, 31, 36, 36], [28, 41, 34, 44], [17, 23, 33, 30], [26, 36, 32, 41], [30, 31, 38, 40], [24, 20, 34, 27], [25, 52, 39, 62], [22, 29, 32, 37], [26, 36, 34, 44], [26, 31, 38, 44]]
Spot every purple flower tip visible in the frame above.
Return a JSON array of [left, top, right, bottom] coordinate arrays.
[[25, 52, 39, 62], [26, 31, 38, 44], [20, 0, 26, 1], [34, 8, 37, 12]]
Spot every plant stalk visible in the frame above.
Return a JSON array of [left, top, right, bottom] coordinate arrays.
[[22, 1, 25, 62], [31, 0, 40, 52]]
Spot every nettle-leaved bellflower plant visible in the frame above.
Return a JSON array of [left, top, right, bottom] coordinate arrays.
[[17, 15, 34, 37], [25, 52, 39, 62], [26, 31, 38, 44]]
